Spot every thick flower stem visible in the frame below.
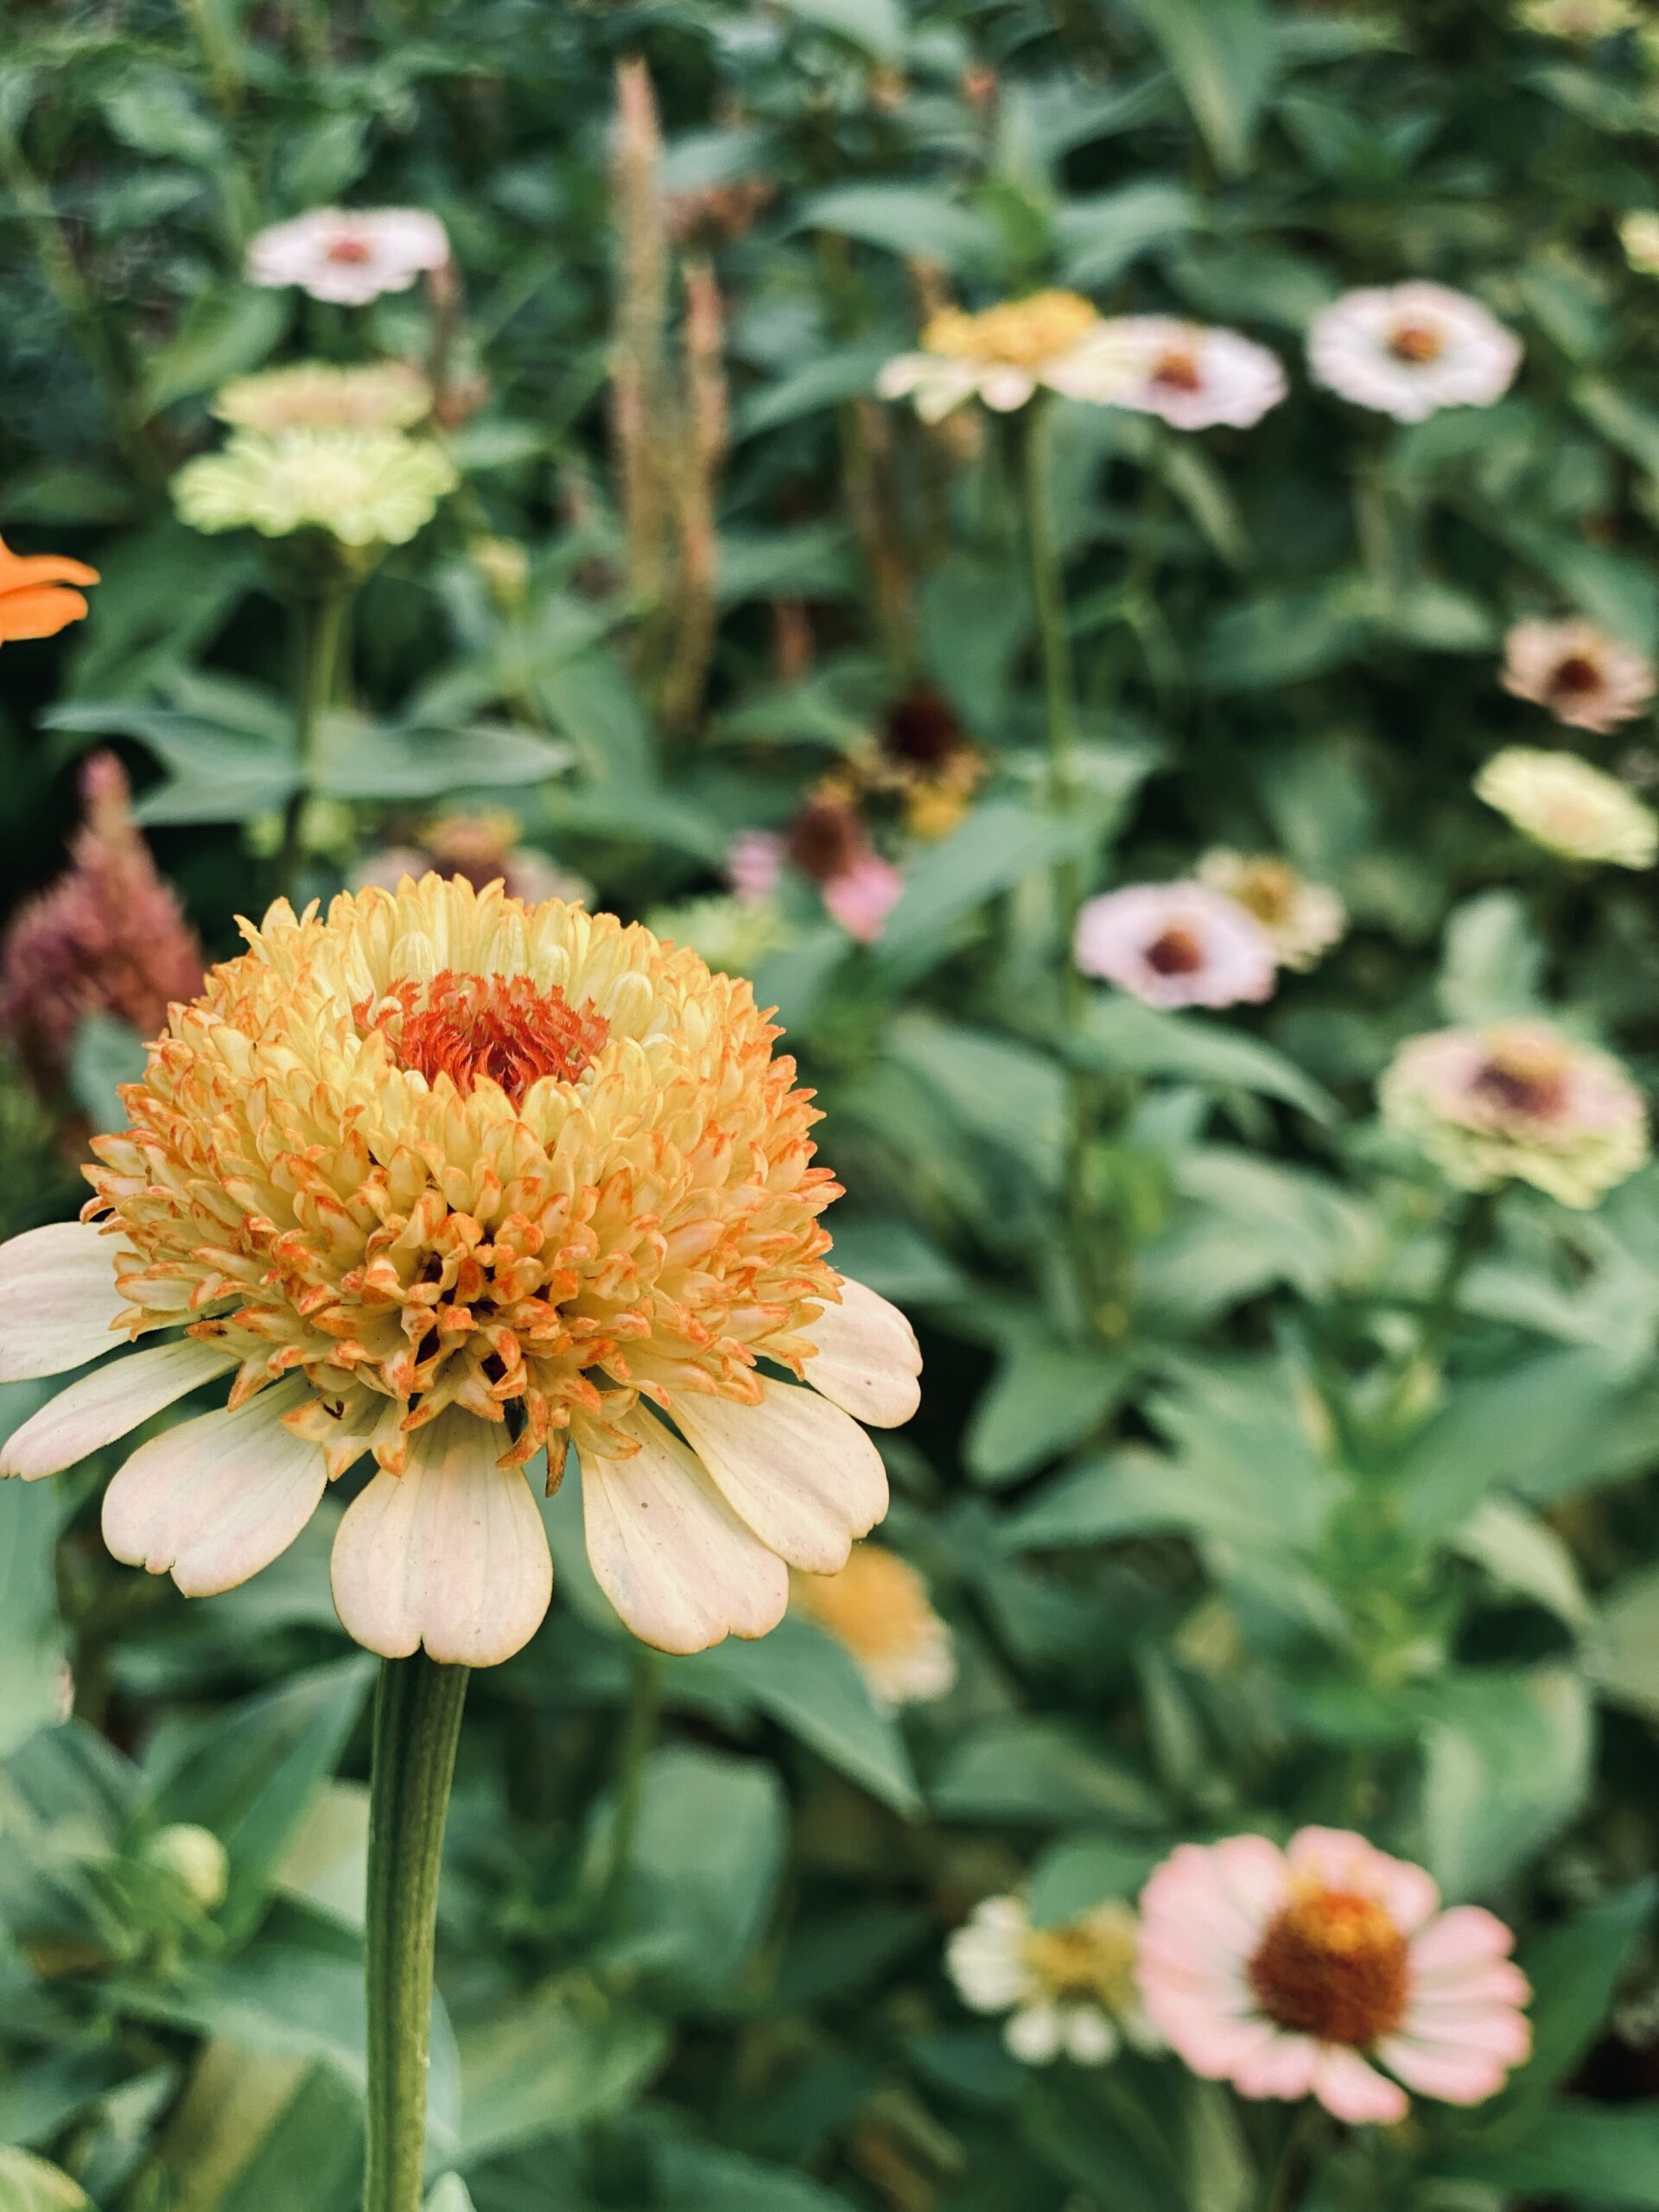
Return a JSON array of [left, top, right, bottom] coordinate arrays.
[[279, 584, 350, 903], [363, 1653, 469, 2212]]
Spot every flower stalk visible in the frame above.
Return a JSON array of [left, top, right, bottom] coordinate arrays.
[[278, 583, 351, 900], [364, 1653, 469, 2212]]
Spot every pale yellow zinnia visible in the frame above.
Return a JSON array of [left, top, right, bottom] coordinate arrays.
[[1475, 747, 1658, 868], [0, 877, 920, 1666]]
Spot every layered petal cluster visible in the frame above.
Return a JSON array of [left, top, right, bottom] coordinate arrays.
[[1476, 747, 1657, 868], [246, 207, 450, 304], [1197, 851, 1346, 972], [1308, 283, 1522, 422], [0, 876, 919, 1666], [1138, 1829, 1531, 2125], [949, 1893, 1158, 2067], [174, 429, 457, 548], [0, 532, 99, 646], [789, 1541, 955, 1707], [1074, 882, 1277, 1009], [213, 361, 434, 434], [1379, 1017, 1647, 1206], [1092, 316, 1287, 430], [877, 291, 1128, 421], [1500, 617, 1654, 734]]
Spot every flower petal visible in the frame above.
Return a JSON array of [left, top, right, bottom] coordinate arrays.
[[670, 1377, 888, 1573], [1311, 2045, 1408, 2126], [581, 1410, 789, 1654], [802, 1275, 921, 1427], [2, 1339, 234, 1480], [0, 1222, 130, 1382], [330, 1409, 552, 1665], [102, 1376, 325, 1596]]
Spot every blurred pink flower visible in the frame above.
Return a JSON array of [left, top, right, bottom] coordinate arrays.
[[1500, 617, 1655, 734], [728, 830, 786, 903], [1073, 882, 1276, 1009], [1138, 1828, 1531, 2126], [0, 752, 205, 1092], [1067, 317, 1287, 430], [246, 207, 449, 306], [822, 852, 903, 944]]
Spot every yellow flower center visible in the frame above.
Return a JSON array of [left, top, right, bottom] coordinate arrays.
[[922, 290, 1099, 372], [1021, 1903, 1141, 2010], [1248, 1887, 1409, 2046], [1226, 860, 1300, 927]]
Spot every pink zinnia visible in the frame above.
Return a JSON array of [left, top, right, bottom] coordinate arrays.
[[1073, 882, 1276, 1010], [822, 853, 903, 944], [728, 830, 786, 903], [1137, 1828, 1531, 2126], [0, 753, 205, 1094]]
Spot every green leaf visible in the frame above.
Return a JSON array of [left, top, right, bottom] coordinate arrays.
[[880, 800, 1091, 949], [1422, 1667, 1592, 1898], [1451, 1498, 1591, 1631], [798, 184, 999, 270], [147, 1658, 374, 1943], [1437, 891, 1544, 1025], [930, 1719, 1164, 1828], [1515, 1879, 1656, 2095], [1446, 2101, 1659, 2203], [1592, 1562, 1659, 1720], [0, 2146, 93, 2211], [734, 343, 895, 438], [1026, 1832, 1165, 1925], [1071, 996, 1337, 1123], [882, 1014, 1068, 1186], [158, 2042, 363, 2212], [313, 714, 570, 801], [770, 0, 907, 63], [965, 1342, 1137, 1485], [67, 1014, 146, 1137], [617, 1746, 787, 1994], [653, 2139, 852, 2211], [456, 1986, 667, 2164], [1122, 0, 1277, 176], [1055, 180, 1198, 287], [1001, 1444, 1269, 1554], [0, 1379, 70, 1760], [1198, 576, 1367, 690], [140, 288, 288, 416]]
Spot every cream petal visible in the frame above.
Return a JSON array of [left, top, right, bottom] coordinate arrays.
[[2, 1339, 235, 1480], [330, 1409, 552, 1666], [670, 1378, 888, 1574], [979, 366, 1037, 411], [0, 1222, 130, 1382], [802, 1276, 921, 1428], [102, 1376, 325, 1597], [581, 1411, 788, 1655]]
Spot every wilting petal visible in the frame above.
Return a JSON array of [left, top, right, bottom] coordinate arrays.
[[330, 1408, 552, 1665], [0, 1221, 130, 1382], [671, 1377, 887, 1574], [102, 1376, 325, 1596], [2, 1338, 234, 1479], [803, 1275, 921, 1428], [582, 1409, 788, 1653]]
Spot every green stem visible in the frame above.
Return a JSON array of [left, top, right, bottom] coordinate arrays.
[[278, 587, 350, 904], [601, 1645, 661, 1918], [364, 1654, 469, 2212]]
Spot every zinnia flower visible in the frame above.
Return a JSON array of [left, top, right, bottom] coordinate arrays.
[[876, 291, 1127, 423], [949, 1894, 1158, 2066], [1090, 317, 1287, 431], [1500, 617, 1655, 734], [1475, 747, 1657, 868], [213, 362, 433, 434], [0, 877, 920, 1666], [1621, 212, 1659, 277], [173, 429, 457, 549], [246, 208, 450, 306], [1519, 0, 1639, 34], [1379, 1018, 1647, 1207], [1073, 883, 1277, 1010], [0, 532, 99, 645], [1307, 283, 1522, 423], [728, 830, 786, 904], [1138, 1829, 1531, 2125], [789, 1541, 955, 1707], [785, 796, 904, 945], [1197, 851, 1346, 971], [0, 753, 205, 1095]]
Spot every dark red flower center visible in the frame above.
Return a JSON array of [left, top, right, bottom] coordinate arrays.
[[356, 970, 610, 1101], [1152, 348, 1204, 393], [882, 684, 963, 768], [1549, 652, 1601, 697], [1145, 925, 1205, 976], [1249, 1889, 1410, 2047], [326, 233, 375, 265], [788, 798, 867, 884]]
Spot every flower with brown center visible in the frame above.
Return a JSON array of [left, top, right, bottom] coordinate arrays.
[[1500, 618, 1655, 734], [789, 1541, 955, 1707], [1073, 882, 1277, 1010], [1138, 1829, 1531, 2124], [245, 208, 449, 306], [868, 686, 986, 839], [1080, 316, 1287, 430], [0, 533, 99, 646], [1308, 283, 1521, 423], [0, 876, 920, 1666]]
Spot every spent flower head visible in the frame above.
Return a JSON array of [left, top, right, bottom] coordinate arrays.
[[1197, 851, 1346, 971], [0, 877, 920, 1666], [789, 1542, 956, 1707], [246, 207, 450, 305], [1307, 283, 1522, 423], [1074, 882, 1278, 1010], [1500, 617, 1655, 734], [1380, 1018, 1647, 1206], [173, 428, 457, 549], [1139, 1828, 1530, 2125], [213, 362, 433, 435], [950, 1893, 1157, 2067], [1476, 747, 1658, 868]]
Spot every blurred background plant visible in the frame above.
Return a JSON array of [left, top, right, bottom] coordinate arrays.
[[9, 1, 1659, 2208]]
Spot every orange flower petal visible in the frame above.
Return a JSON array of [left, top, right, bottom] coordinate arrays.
[[0, 584, 92, 643]]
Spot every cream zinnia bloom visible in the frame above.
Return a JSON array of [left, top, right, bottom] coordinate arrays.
[[0, 877, 920, 1666], [174, 429, 457, 548], [948, 1894, 1158, 2067], [876, 291, 1128, 422], [1197, 851, 1346, 970], [1621, 213, 1659, 277], [1476, 747, 1657, 868], [1380, 1018, 1648, 1207], [1500, 618, 1656, 734], [789, 1541, 955, 1707], [213, 362, 433, 434], [1307, 283, 1522, 423], [246, 208, 450, 305]]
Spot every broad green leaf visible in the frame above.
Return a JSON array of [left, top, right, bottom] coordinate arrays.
[[1422, 1667, 1592, 1897], [1001, 1445, 1268, 1554], [1512, 1879, 1656, 2095], [1026, 1832, 1165, 1925], [1446, 2101, 1659, 2203], [930, 1719, 1164, 1827], [1451, 1498, 1591, 1631], [615, 1746, 786, 1993], [798, 184, 998, 270], [1123, 0, 1277, 175], [882, 1014, 1067, 1187], [0, 2146, 92, 2211], [141, 288, 287, 416], [1198, 576, 1367, 690], [1055, 180, 1198, 287], [770, 0, 906, 63], [457, 1986, 667, 2163], [1437, 891, 1545, 1025], [883, 801, 1092, 948], [734, 343, 895, 438], [313, 714, 570, 801], [823, 1214, 966, 1304], [1593, 1562, 1659, 1719], [965, 1342, 1137, 1485], [0, 2050, 128, 2153], [1071, 996, 1337, 1123], [653, 2139, 851, 2210], [160, 2042, 362, 2212]]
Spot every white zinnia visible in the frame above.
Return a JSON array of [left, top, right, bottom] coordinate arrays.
[[246, 207, 450, 306], [1307, 283, 1522, 423], [1078, 317, 1287, 431], [1073, 882, 1278, 1010], [947, 1894, 1156, 2067]]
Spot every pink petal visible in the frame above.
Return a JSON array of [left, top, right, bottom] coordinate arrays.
[[1409, 1961, 1532, 2011], [1312, 2045, 1408, 2126], [1233, 2031, 1320, 2101], [1397, 2003, 1533, 2065], [1377, 2034, 1517, 2106], [1408, 1906, 1519, 1976]]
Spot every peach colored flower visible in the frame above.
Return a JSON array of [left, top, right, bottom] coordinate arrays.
[[790, 1541, 955, 1707], [1073, 882, 1277, 1009], [0, 533, 99, 645], [1138, 1829, 1531, 2125], [0, 877, 919, 1666], [877, 291, 1128, 422], [1500, 618, 1655, 734]]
